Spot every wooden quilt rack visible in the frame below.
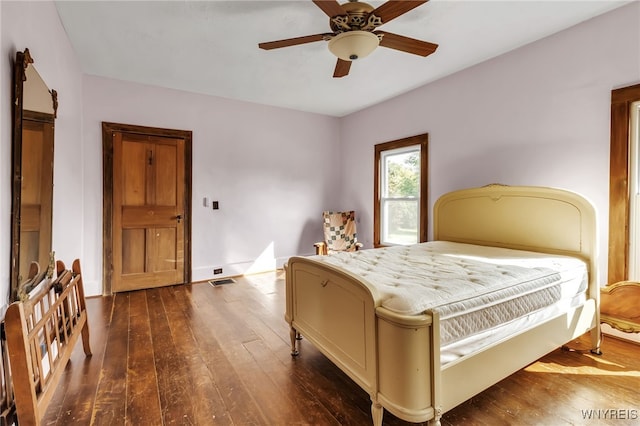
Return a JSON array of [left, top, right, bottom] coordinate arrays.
[[2, 258, 91, 426]]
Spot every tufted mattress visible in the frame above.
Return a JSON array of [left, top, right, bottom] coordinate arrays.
[[310, 241, 588, 352]]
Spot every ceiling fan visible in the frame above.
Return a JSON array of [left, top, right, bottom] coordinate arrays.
[[258, 0, 438, 78]]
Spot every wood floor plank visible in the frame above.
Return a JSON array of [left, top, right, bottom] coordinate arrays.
[[126, 290, 162, 425], [146, 287, 195, 424], [164, 286, 237, 426], [38, 271, 640, 426], [43, 296, 113, 425], [243, 337, 340, 426], [180, 283, 267, 425], [235, 275, 382, 424], [274, 337, 377, 425], [90, 293, 130, 425], [154, 285, 233, 425], [445, 335, 640, 426], [197, 282, 313, 425]]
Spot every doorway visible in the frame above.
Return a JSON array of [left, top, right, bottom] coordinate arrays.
[[103, 122, 192, 294]]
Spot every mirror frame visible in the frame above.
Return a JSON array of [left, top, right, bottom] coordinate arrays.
[[10, 48, 58, 301], [603, 83, 640, 333]]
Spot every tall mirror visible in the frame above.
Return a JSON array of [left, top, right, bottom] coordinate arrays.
[[10, 49, 57, 301]]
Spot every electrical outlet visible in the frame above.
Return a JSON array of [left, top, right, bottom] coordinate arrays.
[[212, 201, 219, 210], [213, 268, 223, 275]]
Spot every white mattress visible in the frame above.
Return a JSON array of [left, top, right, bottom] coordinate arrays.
[[310, 241, 588, 346], [439, 292, 586, 364]]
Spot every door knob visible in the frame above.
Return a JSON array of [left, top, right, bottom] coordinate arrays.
[[176, 214, 182, 223]]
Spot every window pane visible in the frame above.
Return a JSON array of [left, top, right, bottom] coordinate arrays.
[[382, 199, 418, 245], [383, 151, 420, 198]]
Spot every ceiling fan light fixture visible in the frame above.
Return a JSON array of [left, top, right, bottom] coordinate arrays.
[[328, 31, 379, 61]]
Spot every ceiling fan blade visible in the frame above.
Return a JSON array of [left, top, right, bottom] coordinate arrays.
[[259, 33, 329, 50], [376, 31, 438, 56], [370, 0, 428, 25], [333, 58, 351, 78], [312, 0, 346, 18]]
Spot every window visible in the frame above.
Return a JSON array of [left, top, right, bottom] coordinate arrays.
[[374, 134, 428, 247]]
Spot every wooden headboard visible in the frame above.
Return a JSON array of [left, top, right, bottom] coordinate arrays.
[[433, 184, 597, 289]]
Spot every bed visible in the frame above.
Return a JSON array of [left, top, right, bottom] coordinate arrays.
[[285, 184, 600, 425]]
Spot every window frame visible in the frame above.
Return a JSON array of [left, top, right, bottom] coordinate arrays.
[[374, 134, 428, 247], [629, 101, 640, 280]]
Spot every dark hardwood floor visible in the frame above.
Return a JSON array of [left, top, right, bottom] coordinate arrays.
[[42, 271, 640, 425]]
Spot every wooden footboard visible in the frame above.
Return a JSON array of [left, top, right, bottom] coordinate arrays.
[[286, 257, 379, 395], [4, 259, 91, 426]]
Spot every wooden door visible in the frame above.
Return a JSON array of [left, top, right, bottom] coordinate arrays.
[[105, 123, 192, 293]]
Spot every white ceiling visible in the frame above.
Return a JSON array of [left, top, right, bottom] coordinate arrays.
[[54, 0, 631, 117]]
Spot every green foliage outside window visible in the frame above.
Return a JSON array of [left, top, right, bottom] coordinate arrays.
[[385, 152, 419, 243], [387, 153, 419, 197]]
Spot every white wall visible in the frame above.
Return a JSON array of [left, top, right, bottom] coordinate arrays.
[[1, 1, 84, 306], [2, 1, 639, 300], [2, 1, 342, 298], [339, 2, 640, 287], [81, 76, 342, 295]]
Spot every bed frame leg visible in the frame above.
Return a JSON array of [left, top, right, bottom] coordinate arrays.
[[290, 327, 299, 356], [427, 407, 443, 426], [590, 326, 602, 355], [371, 401, 383, 426]]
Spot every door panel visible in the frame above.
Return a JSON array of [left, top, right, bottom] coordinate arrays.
[[150, 227, 177, 272], [122, 229, 145, 274], [121, 139, 147, 206], [155, 143, 178, 205], [112, 131, 186, 292]]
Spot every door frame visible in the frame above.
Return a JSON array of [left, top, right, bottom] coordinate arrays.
[[608, 83, 640, 283], [102, 122, 192, 295]]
